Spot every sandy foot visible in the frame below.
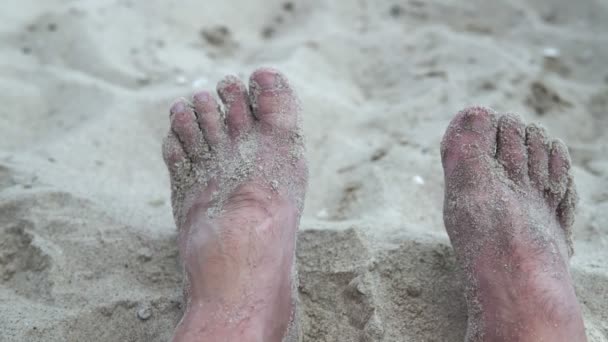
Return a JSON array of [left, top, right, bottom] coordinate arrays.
[[441, 106, 586, 341], [162, 68, 307, 342]]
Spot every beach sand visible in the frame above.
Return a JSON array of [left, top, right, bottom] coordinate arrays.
[[1, 0, 607, 341]]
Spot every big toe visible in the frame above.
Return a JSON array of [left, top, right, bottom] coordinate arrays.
[[441, 106, 498, 182], [249, 68, 299, 132]]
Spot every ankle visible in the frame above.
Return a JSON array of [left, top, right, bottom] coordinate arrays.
[[474, 266, 586, 341], [483, 292, 583, 338], [173, 303, 263, 342], [173, 296, 294, 342]]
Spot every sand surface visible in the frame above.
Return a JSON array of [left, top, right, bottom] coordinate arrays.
[[1, 0, 607, 341]]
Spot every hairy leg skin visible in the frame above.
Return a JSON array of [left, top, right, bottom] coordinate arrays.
[[441, 107, 586, 342], [162, 68, 307, 342]]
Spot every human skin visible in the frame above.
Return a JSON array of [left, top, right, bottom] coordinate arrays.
[[162, 68, 306, 342], [162, 70, 586, 341], [441, 106, 586, 341]]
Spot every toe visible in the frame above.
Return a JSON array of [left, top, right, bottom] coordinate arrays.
[[192, 91, 224, 146], [496, 114, 528, 184], [249, 68, 299, 132], [558, 178, 578, 243], [548, 139, 571, 208], [557, 175, 578, 257], [217, 75, 254, 139], [525, 124, 550, 191], [162, 131, 188, 177], [440, 106, 498, 180], [170, 99, 207, 161]]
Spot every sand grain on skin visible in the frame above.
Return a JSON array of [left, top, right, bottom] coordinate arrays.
[[1, 0, 607, 341]]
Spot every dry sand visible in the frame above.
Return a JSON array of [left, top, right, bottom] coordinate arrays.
[[1, 0, 607, 341]]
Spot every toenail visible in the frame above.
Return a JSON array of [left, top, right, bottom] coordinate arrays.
[[193, 92, 212, 104], [170, 101, 187, 115], [217, 75, 243, 92], [252, 69, 285, 89], [462, 107, 493, 131]]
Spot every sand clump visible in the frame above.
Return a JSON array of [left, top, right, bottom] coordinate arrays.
[[1, 0, 607, 341]]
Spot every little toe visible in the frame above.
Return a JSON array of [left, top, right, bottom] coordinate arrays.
[[558, 178, 578, 246], [192, 91, 224, 146], [217, 75, 254, 139], [548, 139, 572, 208], [162, 131, 188, 177], [440, 106, 498, 181], [496, 113, 528, 184], [525, 124, 550, 191], [249, 68, 299, 132]]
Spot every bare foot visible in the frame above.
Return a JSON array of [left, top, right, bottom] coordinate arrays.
[[162, 68, 307, 342], [441, 107, 586, 342]]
